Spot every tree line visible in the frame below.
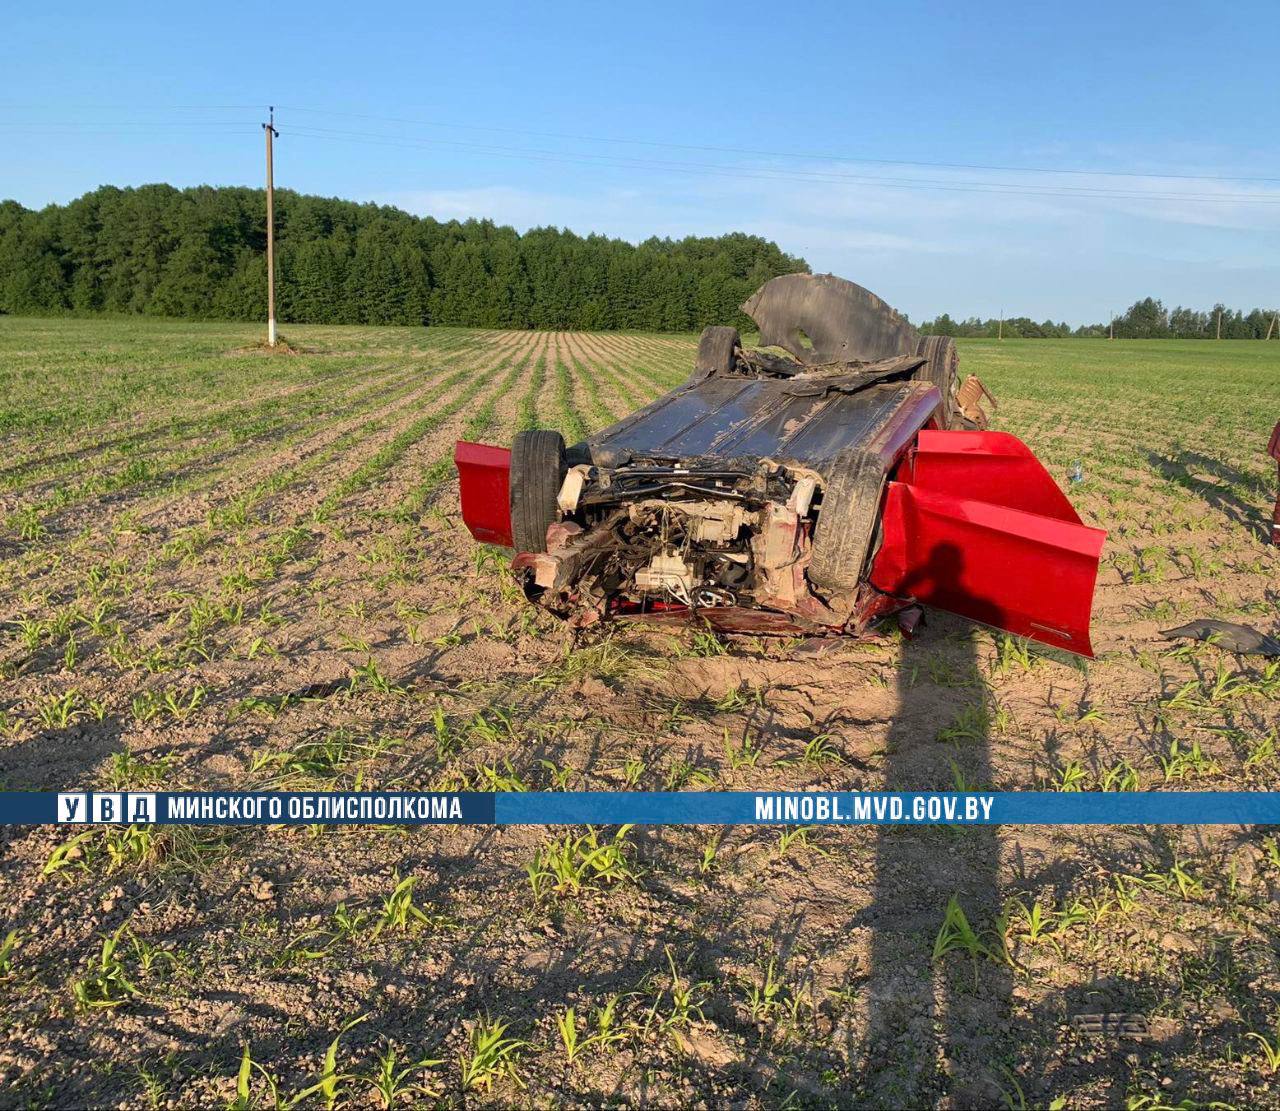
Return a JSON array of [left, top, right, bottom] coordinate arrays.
[[920, 297, 1279, 339], [0, 184, 807, 332], [2, 185, 1275, 339]]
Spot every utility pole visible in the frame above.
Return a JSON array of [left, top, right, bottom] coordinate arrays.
[[1215, 307, 1222, 341], [1109, 311, 1115, 340], [1267, 310, 1278, 341], [263, 106, 279, 347]]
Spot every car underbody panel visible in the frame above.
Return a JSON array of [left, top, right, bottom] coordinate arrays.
[[586, 366, 928, 474], [453, 274, 1105, 655]]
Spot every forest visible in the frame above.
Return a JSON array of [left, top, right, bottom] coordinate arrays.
[[0, 184, 807, 332], [919, 297, 1279, 340], [2, 185, 1275, 338]]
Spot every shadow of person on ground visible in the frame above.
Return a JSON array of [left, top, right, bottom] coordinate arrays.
[[861, 542, 1015, 1106]]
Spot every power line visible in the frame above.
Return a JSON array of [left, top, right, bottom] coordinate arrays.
[[0, 122, 257, 131], [6, 101, 1280, 186], [283, 124, 1280, 205], [275, 103, 1280, 186], [0, 103, 265, 110], [5, 104, 1280, 206]]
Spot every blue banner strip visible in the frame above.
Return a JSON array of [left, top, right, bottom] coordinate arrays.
[[494, 791, 1280, 825], [1, 791, 1278, 826]]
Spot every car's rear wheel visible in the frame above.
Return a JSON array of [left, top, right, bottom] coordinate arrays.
[[509, 429, 566, 553], [914, 335, 959, 427], [695, 326, 741, 374]]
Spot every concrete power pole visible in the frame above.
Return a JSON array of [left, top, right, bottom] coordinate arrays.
[[1267, 311, 1278, 341], [263, 107, 279, 347], [1216, 308, 1222, 341]]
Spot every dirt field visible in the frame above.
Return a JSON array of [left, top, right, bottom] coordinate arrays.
[[1, 316, 1278, 1109]]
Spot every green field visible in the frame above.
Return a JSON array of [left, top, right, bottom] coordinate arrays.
[[1, 315, 1278, 1108]]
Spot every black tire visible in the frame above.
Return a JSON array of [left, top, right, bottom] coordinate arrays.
[[509, 429, 566, 553], [809, 448, 887, 595], [914, 335, 959, 427], [695, 326, 740, 374]]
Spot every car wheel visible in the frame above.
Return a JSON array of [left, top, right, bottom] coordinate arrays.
[[808, 448, 886, 595], [509, 429, 566, 553], [914, 335, 960, 427], [695, 326, 741, 374]]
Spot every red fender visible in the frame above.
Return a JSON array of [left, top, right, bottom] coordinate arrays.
[[455, 441, 512, 547], [870, 431, 1105, 656]]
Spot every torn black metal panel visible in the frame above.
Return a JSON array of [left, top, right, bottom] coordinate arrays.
[[742, 273, 921, 365]]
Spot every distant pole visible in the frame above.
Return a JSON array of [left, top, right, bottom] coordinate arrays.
[[263, 106, 279, 347], [1267, 311, 1277, 341], [1215, 308, 1222, 341], [1109, 312, 1114, 340]]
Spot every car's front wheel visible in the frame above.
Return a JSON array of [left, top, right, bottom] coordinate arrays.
[[509, 429, 566, 553]]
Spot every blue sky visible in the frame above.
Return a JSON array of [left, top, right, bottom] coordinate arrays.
[[4, 1, 1278, 323]]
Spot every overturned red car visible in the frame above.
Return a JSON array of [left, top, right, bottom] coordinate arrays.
[[456, 274, 1106, 656]]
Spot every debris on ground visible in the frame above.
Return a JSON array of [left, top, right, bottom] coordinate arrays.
[[1160, 619, 1280, 656]]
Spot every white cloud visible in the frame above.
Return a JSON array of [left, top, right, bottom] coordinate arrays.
[[375, 157, 1280, 323], [383, 185, 571, 226]]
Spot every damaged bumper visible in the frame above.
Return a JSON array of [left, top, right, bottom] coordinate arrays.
[[455, 425, 1104, 655]]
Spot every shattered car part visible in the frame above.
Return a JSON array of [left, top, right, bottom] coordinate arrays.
[[956, 374, 998, 427], [1160, 620, 1280, 657], [455, 273, 1105, 655]]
